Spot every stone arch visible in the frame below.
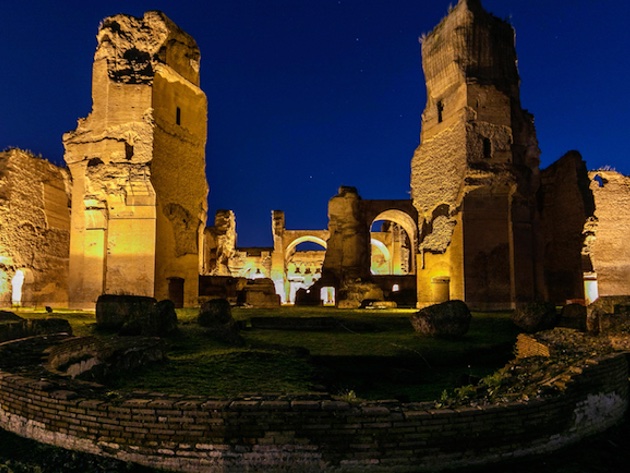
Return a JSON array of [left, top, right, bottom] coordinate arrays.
[[270, 216, 329, 304], [285, 235, 327, 257], [368, 208, 418, 275], [370, 209, 417, 249], [284, 235, 327, 304]]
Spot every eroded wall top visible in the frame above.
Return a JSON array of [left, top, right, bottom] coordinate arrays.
[[97, 11, 201, 86], [421, 0, 518, 102]]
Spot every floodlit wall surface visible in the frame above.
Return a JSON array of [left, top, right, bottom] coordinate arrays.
[[63, 11, 208, 308], [0, 149, 70, 307], [585, 170, 630, 297], [0, 335, 627, 473]]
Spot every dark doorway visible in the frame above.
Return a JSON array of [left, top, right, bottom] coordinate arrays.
[[168, 277, 185, 308]]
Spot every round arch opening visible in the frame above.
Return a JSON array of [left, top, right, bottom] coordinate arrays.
[[284, 236, 327, 304], [370, 209, 417, 275]]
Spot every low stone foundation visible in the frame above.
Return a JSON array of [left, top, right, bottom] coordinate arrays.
[[0, 331, 627, 472]]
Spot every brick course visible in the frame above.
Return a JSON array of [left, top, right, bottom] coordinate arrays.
[[0, 335, 627, 472]]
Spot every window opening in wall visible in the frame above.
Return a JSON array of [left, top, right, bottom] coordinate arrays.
[[176, 106, 181, 125], [87, 157, 103, 167], [483, 137, 492, 159], [11, 270, 25, 307], [437, 100, 444, 123], [584, 274, 598, 305], [593, 174, 606, 188], [125, 142, 134, 160]]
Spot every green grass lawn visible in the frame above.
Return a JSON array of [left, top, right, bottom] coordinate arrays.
[[14, 306, 518, 402]]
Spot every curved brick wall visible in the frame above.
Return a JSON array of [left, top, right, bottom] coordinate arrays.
[[0, 335, 627, 473]]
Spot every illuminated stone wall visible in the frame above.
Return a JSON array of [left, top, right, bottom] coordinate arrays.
[[204, 210, 330, 304], [0, 149, 70, 307], [63, 11, 208, 308], [584, 170, 630, 299], [206, 203, 416, 306], [410, 0, 543, 309]]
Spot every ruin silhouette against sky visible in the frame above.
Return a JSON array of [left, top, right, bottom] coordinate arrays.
[[2, 0, 629, 246]]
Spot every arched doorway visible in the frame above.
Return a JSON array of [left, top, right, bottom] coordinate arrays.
[[285, 236, 327, 304]]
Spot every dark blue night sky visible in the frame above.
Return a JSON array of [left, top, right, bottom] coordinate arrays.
[[2, 0, 628, 246]]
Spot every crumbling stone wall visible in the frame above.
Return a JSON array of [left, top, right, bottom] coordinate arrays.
[[584, 170, 630, 297], [317, 189, 419, 307], [322, 186, 370, 284], [0, 149, 70, 307], [410, 0, 543, 309], [63, 11, 208, 308], [204, 199, 417, 307], [540, 151, 595, 304], [203, 210, 237, 276], [319, 187, 383, 307]]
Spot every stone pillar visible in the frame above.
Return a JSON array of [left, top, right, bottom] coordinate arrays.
[[321, 187, 382, 307], [270, 210, 288, 303], [322, 186, 370, 283]]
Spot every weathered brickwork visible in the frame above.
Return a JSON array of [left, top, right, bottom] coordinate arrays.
[[410, 0, 544, 310], [0, 335, 627, 472], [0, 149, 71, 308], [63, 11, 208, 309]]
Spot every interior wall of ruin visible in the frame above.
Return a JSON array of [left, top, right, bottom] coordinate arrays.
[[151, 62, 208, 306], [206, 201, 418, 307], [540, 151, 594, 303], [462, 188, 511, 307], [0, 149, 71, 307]]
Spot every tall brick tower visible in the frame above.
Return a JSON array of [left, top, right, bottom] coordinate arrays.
[[410, 0, 544, 309], [63, 12, 208, 308]]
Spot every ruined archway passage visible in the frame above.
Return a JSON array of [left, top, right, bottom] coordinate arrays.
[[365, 202, 418, 276], [283, 235, 327, 304], [271, 211, 330, 304]]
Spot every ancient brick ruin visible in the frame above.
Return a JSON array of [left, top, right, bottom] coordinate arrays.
[[63, 12, 208, 309], [1, 0, 630, 309], [0, 330, 627, 472], [410, 0, 543, 309], [0, 149, 71, 307]]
